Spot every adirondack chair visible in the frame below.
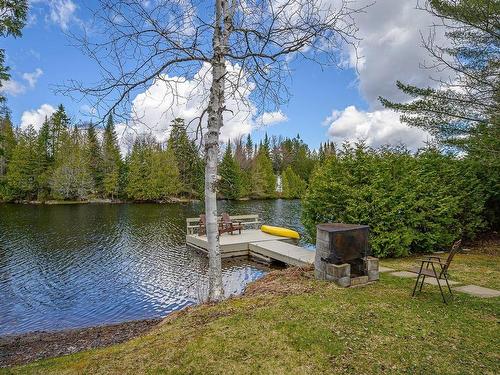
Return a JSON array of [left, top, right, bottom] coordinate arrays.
[[198, 213, 243, 236], [220, 213, 243, 235], [198, 214, 207, 236], [408, 239, 462, 303]]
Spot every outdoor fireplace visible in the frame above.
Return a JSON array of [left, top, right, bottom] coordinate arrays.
[[315, 223, 379, 287]]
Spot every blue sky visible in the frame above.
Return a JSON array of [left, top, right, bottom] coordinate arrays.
[[1, 0, 442, 150]]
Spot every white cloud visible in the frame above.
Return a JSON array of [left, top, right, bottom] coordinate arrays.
[[0, 68, 44, 97], [326, 106, 430, 150], [118, 62, 285, 151], [0, 80, 26, 96], [258, 111, 288, 126], [348, 0, 450, 108], [49, 0, 77, 29], [31, 0, 78, 29], [20, 104, 57, 131], [22, 68, 43, 88]]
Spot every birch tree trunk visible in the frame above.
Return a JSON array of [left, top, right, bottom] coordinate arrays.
[[205, 0, 227, 301]]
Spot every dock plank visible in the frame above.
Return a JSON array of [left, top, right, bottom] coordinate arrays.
[[186, 229, 297, 257], [249, 240, 315, 267]]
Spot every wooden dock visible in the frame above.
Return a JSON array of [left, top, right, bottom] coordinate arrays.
[[185, 215, 315, 267], [249, 241, 315, 267]]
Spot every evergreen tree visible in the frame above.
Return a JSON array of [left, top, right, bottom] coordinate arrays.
[[48, 105, 70, 160], [261, 132, 270, 158], [233, 137, 247, 169], [85, 123, 104, 195], [34, 118, 52, 199], [218, 141, 242, 199], [102, 114, 123, 199], [251, 147, 275, 198], [149, 146, 181, 200], [319, 141, 336, 162], [127, 134, 180, 201], [380, 0, 499, 148], [50, 127, 93, 200], [167, 118, 203, 198], [380, 0, 499, 229], [126, 135, 152, 201], [281, 166, 307, 199], [0, 112, 16, 177], [245, 134, 253, 161], [6, 126, 39, 200]]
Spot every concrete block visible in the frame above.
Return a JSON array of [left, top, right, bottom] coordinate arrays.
[[363, 256, 379, 271], [350, 276, 368, 286], [315, 269, 326, 280], [335, 276, 351, 287], [316, 229, 331, 243], [326, 263, 350, 279], [367, 270, 379, 281]]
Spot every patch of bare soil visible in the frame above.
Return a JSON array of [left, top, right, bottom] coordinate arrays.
[[244, 265, 316, 296], [0, 318, 162, 368]]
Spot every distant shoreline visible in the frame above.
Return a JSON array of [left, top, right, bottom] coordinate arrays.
[[0, 197, 293, 205]]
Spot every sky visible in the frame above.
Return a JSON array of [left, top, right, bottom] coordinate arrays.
[[1, 0, 445, 151]]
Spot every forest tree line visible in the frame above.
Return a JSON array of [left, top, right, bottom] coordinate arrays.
[[0, 105, 322, 202]]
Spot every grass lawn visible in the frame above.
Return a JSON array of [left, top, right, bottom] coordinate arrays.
[[3, 245, 499, 374]]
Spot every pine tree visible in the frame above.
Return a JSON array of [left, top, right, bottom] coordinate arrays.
[[50, 127, 93, 200], [102, 114, 122, 199], [167, 118, 204, 198], [6, 126, 39, 200], [34, 118, 53, 199], [85, 123, 104, 195], [148, 146, 181, 200], [251, 147, 276, 198], [261, 132, 270, 158], [380, 0, 499, 148], [0, 112, 16, 177], [126, 136, 152, 200], [49, 105, 70, 160], [233, 137, 247, 169], [245, 134, 253, 161], [218, 141, 242, 199], [127, 134, 180, 201]]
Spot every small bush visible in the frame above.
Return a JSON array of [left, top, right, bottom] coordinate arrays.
[[302, 143, 486, 258]]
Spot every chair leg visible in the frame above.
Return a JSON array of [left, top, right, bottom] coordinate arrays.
[[432, 264, 447, 304], [419, 275, 426, 292], [443, 272, 453, 296], [412, 274, 421, 297]]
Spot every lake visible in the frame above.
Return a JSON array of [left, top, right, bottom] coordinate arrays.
[[0, 200, 306, 336]]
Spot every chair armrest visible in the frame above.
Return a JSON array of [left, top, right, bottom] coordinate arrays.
[[422, 255, 442, 260], [417, 259, 446, 266]]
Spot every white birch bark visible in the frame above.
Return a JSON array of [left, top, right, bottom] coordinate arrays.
[[205, 0, 228, 301]]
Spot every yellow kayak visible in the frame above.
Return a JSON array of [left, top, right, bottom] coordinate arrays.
[[261, 225, 300, 239]]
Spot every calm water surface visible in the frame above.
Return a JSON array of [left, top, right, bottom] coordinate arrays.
[[0, 200, 306, 336]]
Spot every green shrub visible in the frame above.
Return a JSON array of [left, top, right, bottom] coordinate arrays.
[[302, 143, 486, 258]]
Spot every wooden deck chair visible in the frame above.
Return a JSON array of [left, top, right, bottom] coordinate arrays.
[[220, 213, 243, 235], [198, 214, 206, 236], [408, 239, 462, 303]]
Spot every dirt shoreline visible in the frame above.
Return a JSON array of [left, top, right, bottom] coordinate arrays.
[[0, 318, 163, 368]]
